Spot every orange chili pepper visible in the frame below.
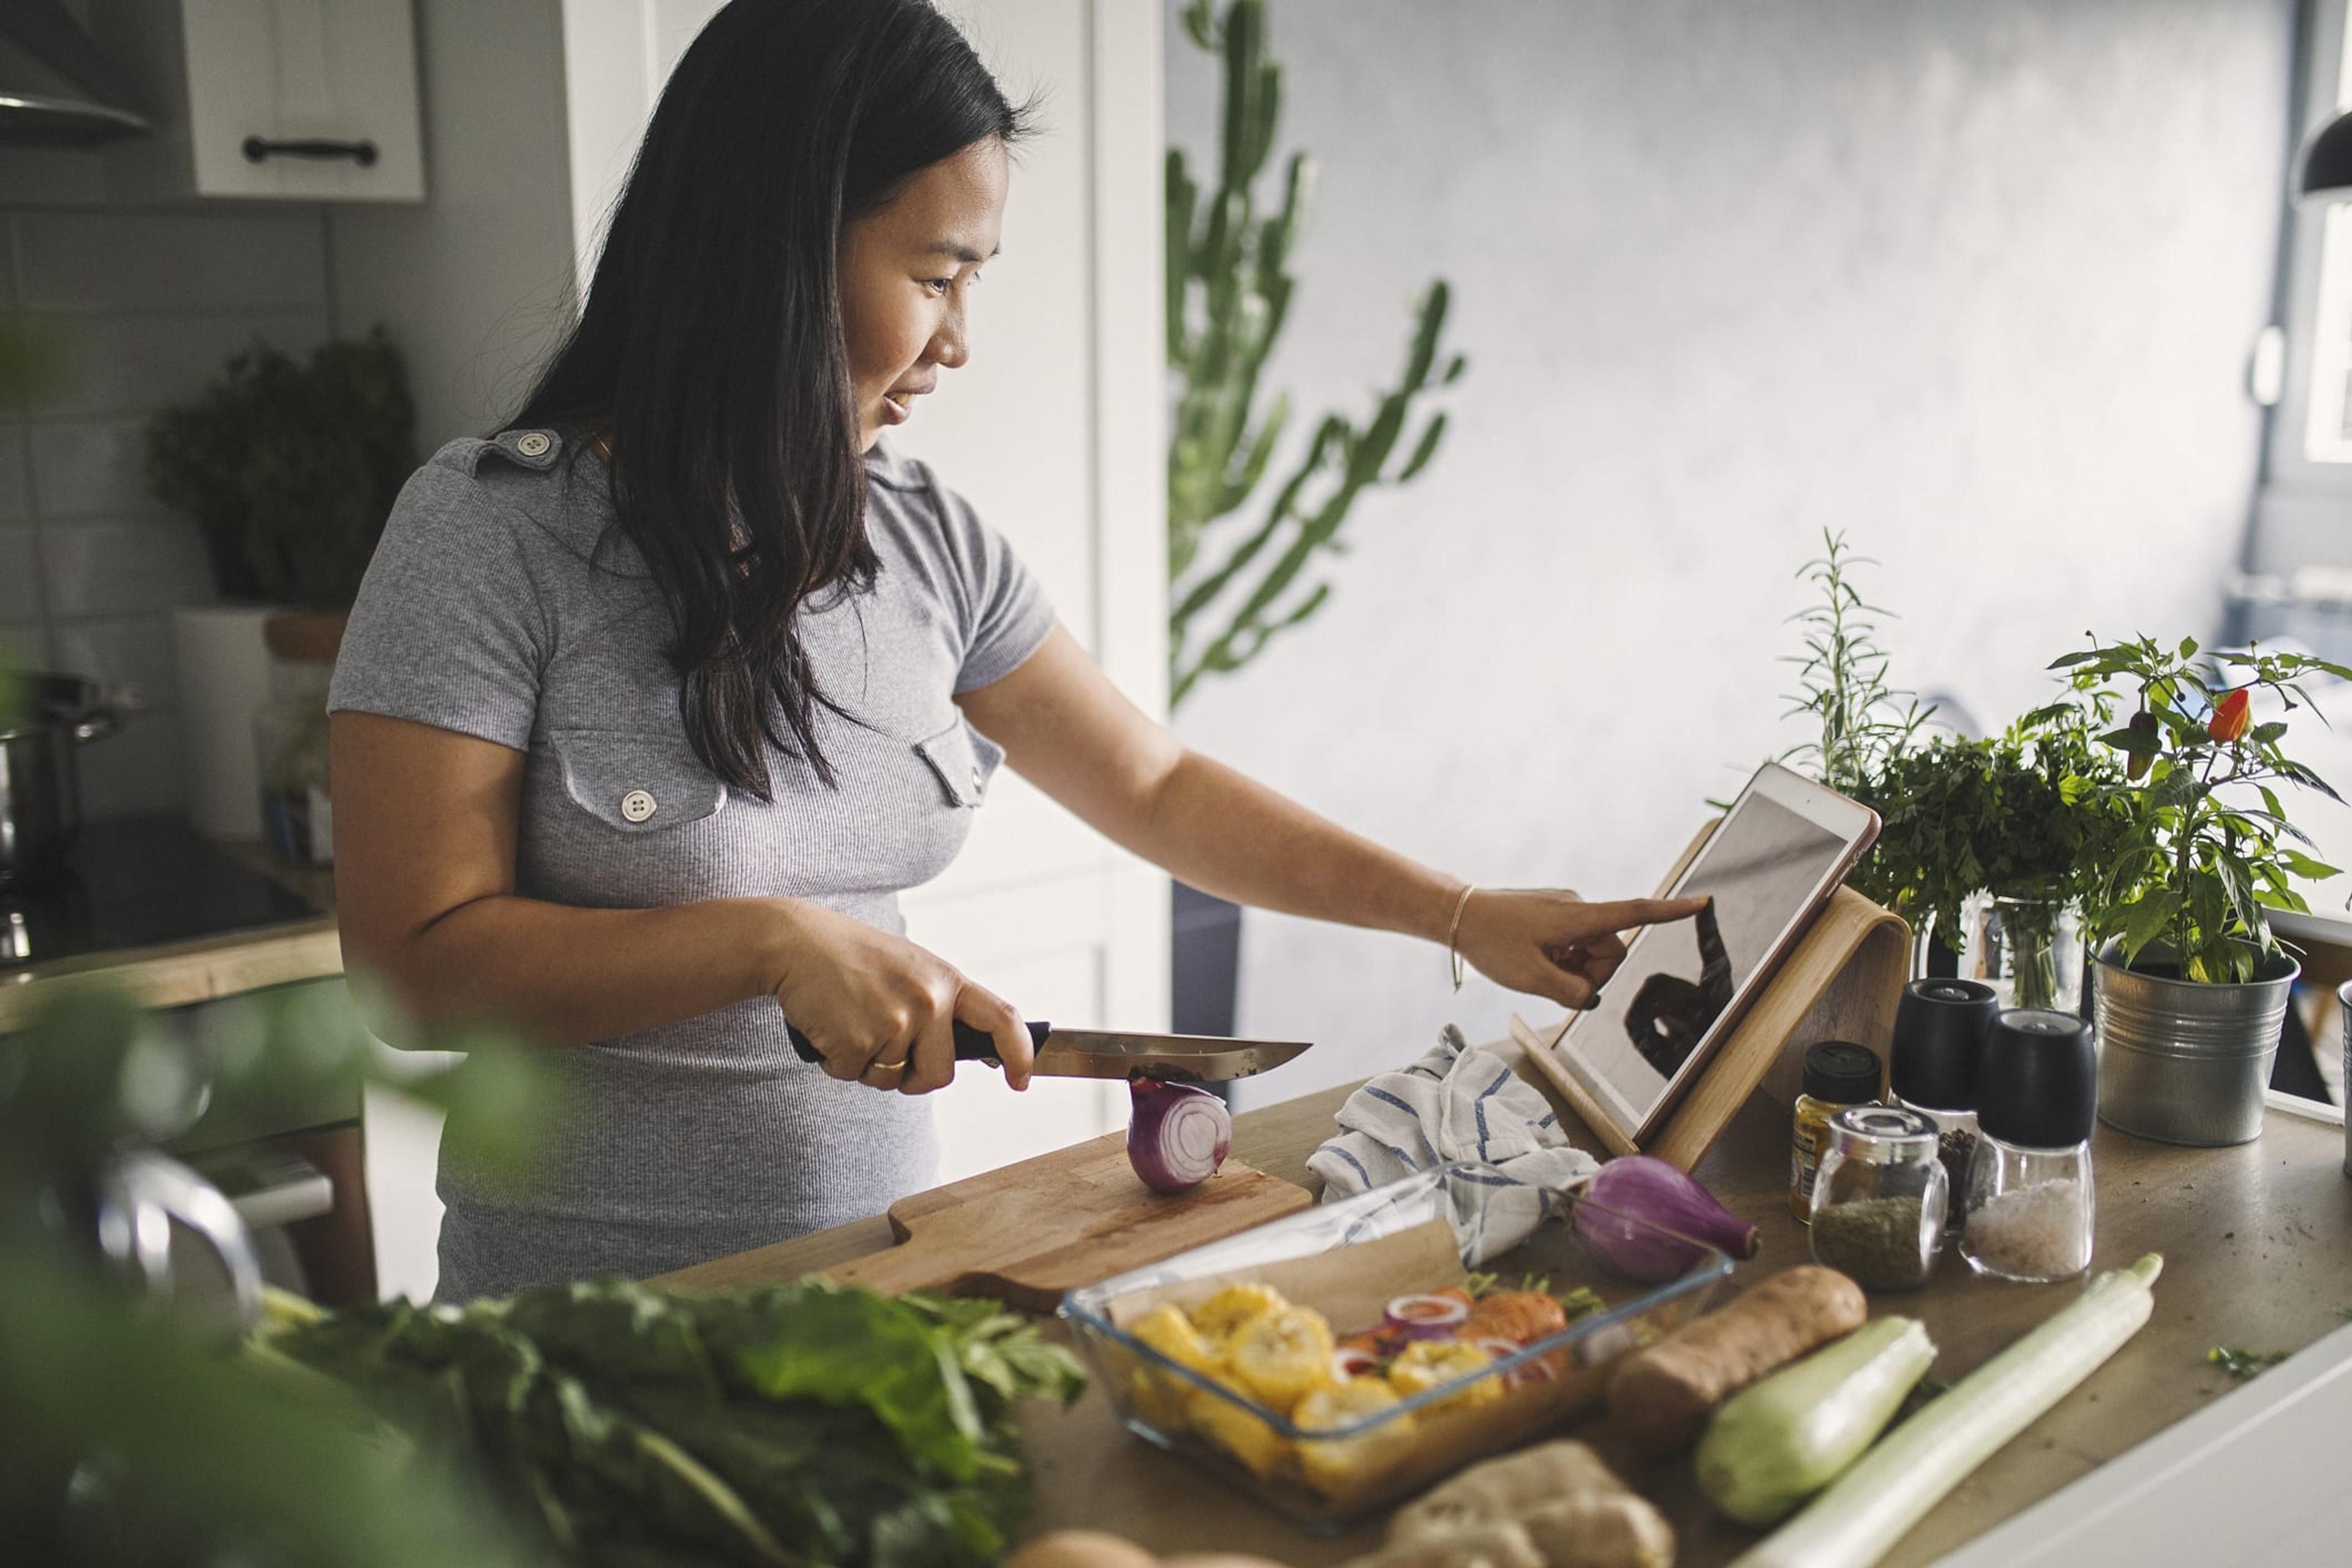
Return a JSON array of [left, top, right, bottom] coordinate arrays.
[[2209, 688, 2251, 744]]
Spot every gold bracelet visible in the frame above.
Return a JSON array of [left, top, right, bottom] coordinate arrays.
[[1447, 884, 1478, 992]]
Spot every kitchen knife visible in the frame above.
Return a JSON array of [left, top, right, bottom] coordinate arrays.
[[786, 1020, 1310, 1082]]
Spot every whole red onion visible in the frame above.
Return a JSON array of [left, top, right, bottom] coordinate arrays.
[[1575, 1156, 1760, 1281]]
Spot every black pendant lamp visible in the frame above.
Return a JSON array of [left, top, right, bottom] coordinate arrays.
[[2303, 110, 2352, 197]]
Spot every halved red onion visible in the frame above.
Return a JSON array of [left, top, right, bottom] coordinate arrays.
[[1382, 1293, 1471, 1340], [1502, 1354, 1561, 1392], [1126, 1078, 1232, 1194]]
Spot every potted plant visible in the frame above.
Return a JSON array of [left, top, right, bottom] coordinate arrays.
[[1773, 533, 2115, 1004], [2052, 635, 2350, 1145], [146, 328, 415, 839], [1850, 716, 2135, 1011]]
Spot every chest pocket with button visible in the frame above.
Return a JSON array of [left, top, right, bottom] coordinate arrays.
[[915, 718, 1005, 807], [549, 730, 728, 832]]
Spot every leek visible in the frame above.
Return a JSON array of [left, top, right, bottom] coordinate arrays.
[[1730, 1252, 2163, 1568]]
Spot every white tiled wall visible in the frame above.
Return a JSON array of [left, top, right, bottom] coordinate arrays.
[[0, 203, 336, 818]]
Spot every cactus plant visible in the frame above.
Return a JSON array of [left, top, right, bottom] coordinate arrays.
[[1166, 0, 1465, 707]]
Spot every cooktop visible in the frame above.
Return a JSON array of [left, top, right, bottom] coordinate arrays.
[[1, 816, 323, 969]]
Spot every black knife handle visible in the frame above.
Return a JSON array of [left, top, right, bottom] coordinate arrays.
[[788, 1019, 1052, 1067]]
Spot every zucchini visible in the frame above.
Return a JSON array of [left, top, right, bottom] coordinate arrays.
[[1695, 1316, 1936, 1526], [1731, 1253, 2163, 1568]]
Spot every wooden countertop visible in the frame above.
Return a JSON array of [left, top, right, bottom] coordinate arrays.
[[672, 1068, 2352, 1567], [0, 841, 341, 1032]]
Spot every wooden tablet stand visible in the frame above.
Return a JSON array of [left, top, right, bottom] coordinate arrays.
[[1517, 878, 1911, 1172]]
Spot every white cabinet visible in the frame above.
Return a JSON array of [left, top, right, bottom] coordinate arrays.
[[105, 0, 426, 203]]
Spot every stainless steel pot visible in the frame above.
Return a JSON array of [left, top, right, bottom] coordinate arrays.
[[2092, 940, 2299, 1147], [0, 672, 124, 886]]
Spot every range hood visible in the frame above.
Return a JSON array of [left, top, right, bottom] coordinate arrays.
[[0, 0, 151, 146]]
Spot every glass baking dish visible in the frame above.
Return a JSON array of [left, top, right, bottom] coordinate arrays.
[[1059, 1161, 1733, 1529]]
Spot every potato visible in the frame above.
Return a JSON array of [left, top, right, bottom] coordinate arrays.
[[1003, 1533, 1292, 1568], [1389, 1440, 1627, 1541], [1606, 1265, 1867, 1456], [1005, 1530, 1162, 1568], [1517, 1491, 1675, 1568]]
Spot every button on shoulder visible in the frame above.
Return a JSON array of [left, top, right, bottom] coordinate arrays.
[[492, 428, 562, 469]]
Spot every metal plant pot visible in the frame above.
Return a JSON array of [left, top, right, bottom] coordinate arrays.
[[2091, 941, 2299, 1147]]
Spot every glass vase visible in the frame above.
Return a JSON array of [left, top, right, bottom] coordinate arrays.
[[1959, 893, 2083, 1013]]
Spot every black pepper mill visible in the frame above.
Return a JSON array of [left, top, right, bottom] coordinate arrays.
[[1890, 977, 2002, 1240]]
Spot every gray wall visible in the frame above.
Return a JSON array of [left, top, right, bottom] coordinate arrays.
[[1164, 0, 2299, 1103], [0, 172, 333, 817]]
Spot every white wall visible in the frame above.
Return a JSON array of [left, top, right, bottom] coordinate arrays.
[[329, 0, 576, 447], [1163, 0, 2297, 1105]]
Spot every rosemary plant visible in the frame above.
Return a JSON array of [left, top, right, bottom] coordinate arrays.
[[1779, 531, 1931, 794]]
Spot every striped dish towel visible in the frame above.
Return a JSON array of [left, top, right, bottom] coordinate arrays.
[[1307, 1026, 1598, 1264]]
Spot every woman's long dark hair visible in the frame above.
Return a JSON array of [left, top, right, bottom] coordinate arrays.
[[510, 0, 1028, 796]]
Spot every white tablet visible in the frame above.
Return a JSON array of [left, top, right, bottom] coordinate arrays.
[[1550, 762, 1880, 1145]]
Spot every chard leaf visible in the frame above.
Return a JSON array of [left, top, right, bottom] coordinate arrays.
[[728, 1288, 986, 1481]]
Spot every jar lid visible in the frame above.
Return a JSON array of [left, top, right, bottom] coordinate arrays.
[[1825, 1103, 1940, 1161], [1890, 977, 2000, 1110], [1976, 1008, 2097, 1148], [1802, 1040, 1882, 1104]]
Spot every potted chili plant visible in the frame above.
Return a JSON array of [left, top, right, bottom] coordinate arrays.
[[2053, 636, 2350, 1145]]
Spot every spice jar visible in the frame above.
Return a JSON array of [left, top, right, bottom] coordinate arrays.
[[1889, 978, 2002, 1241], [1961, 1008, 2097, 1283], [1790, 1041, 1881, 1221], [1807, 1106, 1948, 1289]]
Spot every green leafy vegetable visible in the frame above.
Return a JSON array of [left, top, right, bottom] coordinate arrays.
[[2206, 1344, 2290, 1381], [265, 1276, 1085, 1568]]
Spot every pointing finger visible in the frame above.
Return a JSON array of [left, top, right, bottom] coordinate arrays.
[[1581, 895, 1711, 933]]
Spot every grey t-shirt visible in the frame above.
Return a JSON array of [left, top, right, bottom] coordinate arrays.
[[328, 428, 1054, 1300]]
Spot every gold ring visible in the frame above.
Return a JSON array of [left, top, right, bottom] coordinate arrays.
[[870, 1055, 910, 1074]]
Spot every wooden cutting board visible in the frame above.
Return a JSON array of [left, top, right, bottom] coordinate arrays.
[[824, 1129, 1313, 1311]]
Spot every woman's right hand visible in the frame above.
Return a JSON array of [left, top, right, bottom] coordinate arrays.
[[767, 899, 1036, 1095]]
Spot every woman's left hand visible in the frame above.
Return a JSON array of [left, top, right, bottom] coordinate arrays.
[[1452, 888, 1710, 1011]]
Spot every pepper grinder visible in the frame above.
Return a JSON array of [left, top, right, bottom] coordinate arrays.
[[1961, 1008, 2098, 1283], [1889, 977, 2002, 1241]]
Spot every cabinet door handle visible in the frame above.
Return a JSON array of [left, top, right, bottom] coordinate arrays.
[[241, 135, 379, 167]]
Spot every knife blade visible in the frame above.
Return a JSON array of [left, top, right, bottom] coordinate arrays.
[[786, 1020, 1310, 1082]]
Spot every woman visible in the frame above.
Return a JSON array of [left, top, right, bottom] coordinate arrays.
[[330, 0, 1701, 1300]]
